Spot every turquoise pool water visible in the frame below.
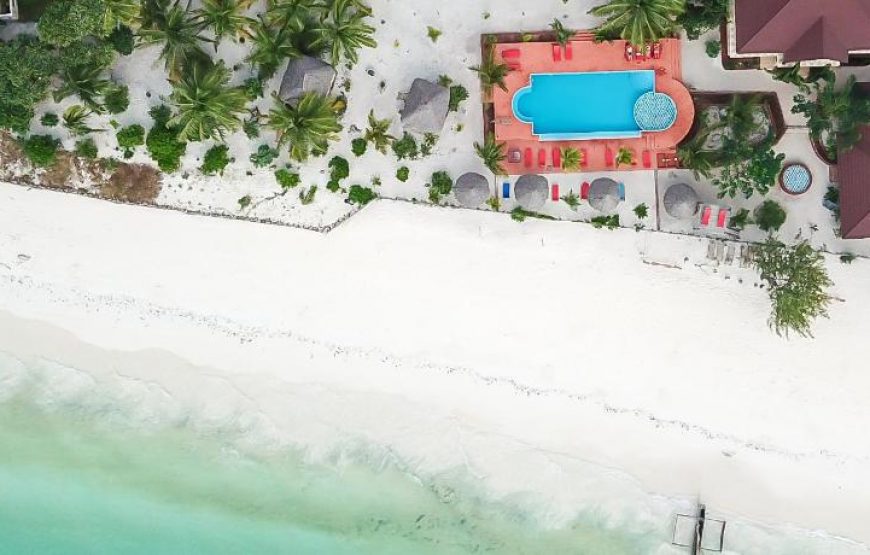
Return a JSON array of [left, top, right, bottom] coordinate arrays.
[[513, 70, 656, 140]]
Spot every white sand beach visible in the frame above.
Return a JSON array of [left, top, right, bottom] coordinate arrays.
[[2, 182, 869, 552]]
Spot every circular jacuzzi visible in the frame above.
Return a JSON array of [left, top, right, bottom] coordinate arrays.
[[633, 92, 677, 132]]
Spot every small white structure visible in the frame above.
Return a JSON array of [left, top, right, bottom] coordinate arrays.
[[0, 0, 18, 20]]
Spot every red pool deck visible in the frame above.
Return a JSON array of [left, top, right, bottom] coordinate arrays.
[[491, 36, 694, 173]]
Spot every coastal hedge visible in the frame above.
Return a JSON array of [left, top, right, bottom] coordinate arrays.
[[0, 37, 57, 132], [21, 134, 60, 167], [37, 0, 108, 47]]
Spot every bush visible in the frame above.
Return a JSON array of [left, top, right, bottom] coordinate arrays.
[[201, 144, 230, 175], [633, 203, 648, 219], [57, 40, 116, 70], [250, 144, 278, 167], [109, 25, 135, 55], [243, 117, 260, 139], [21, 134, 60, 167], [677, 0, 729, 40], [243, 77, 263, 100], [591, 214, 620, 229], [396, 166, 409, 182], [103, 85, 130, 115], [705, 40, 721, 58], [347, 184, 376, 205], [75, 137, 99, 159], [38, 0, 107, 47], [150, 104, 173, 127], [728, 208, 751, 231], [448, 85, 469, 112], [392, 133, 418, 160], [146, 125, 186, 173], [755, 200, 787, 232], [299, 185, 317, 205], [40, 113, 59, 127], [428, 170, 452, 202], [275, 168, 300, 189], [0, 37, 57, 132], [116, 124, 145, 150], [351, 138, 367, 156]]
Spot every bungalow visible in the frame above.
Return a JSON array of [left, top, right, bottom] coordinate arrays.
[[727, 0, 870, 69], [837, 84, 870, 239]]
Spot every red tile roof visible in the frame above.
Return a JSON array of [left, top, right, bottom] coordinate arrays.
[[734, 0, 870, 63]]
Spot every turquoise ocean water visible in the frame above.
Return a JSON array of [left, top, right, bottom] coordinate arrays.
[[0, 353, 659, 555]]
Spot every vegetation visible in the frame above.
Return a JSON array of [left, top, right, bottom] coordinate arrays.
[[327, 155, 349, 190], [550, 19, 573, 46], [713, 145, 784, 199], [428, 170, 452, 203], [755, 199, 787, 232], [615, 146, 634, 168], [250, 143, 279, 167], [169, 61, 248, 141], [299, 185, 317, 204], [561, 190, 581, 210], [728, 208, 751, 231], [110, 25, 136, 55], [347, 184, 376, 205], [201, 144, 231, 174], [705, 40, 720, 58], [363, 110, 395, 153], [238, 194, 252, 209], [351, 137, 367, 156], [840, 252, 856, 265], [103, 0, 143, 32], [314, 0, 376, 66], [753, 240, 832, 338], [426, 26, 441, 42], [104, 85, 130, 114], [474, 137, 506, 175], [62, 105, 102, 136], [268, 92, 342, 161], [196, 0, 254, 45], [792, 74, 870, 160], [0, 37, 56, 132], [471, 46, 510, 95], [396, 166, 409, 182], [139, 0, 212, 81], [41, 113, 59, 127], [677, 0, 728, 40], [21, 134, 60, 167], [561, 147, 582, 171], [37, 0, 108, 47], [591, 214, 620, 229], [54, 63, 114, 112], [391, 133, 418, 160], [589, 0, 685, 48], [275, 168, 300, 189], [448, 84, 469, 112], [117, 124, 145, 156], [75, 137, 99, 159], [633, 203, 648, 219], [246, 16, 299, 79], [146, 106, 187, 172]]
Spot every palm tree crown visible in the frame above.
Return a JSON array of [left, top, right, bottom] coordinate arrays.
[[474, 137, 506, 175], [196, 0, 254, 44], [139, 0, 213, 80], [315, 0, 376, 67], [470, 46, 510, 95], [589, 0, 685, 48], [267, 92, 342, 162], [169, 61, 248, 142]]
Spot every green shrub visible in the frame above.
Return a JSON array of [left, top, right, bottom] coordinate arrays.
[[705, 40, 721, 58], [591, 214, 620, 229], [299, 185, 317, 205], [243, 77, 263, 100], [21, 134, 60, 167], [146, 124, 186, 173], [150, 104, 173, 127], [396, 166, 409, 182], [427, 26, 441, 42], [57, 40, 116, 70], [392, 133, 418, 160], [103, 85, 130, 114], [75, 137, 98, 159], [329, 156, 349, 179], [420, 133, 438, 157], [109, 25, 135, 55], [428, 170, 452, 202], [201, 144, 230, 175], [40, 113, 59, 127], [243, 117, 260, 139], [633, 203, 648, 219], [116, 124, 145, 150], [0, 37, 57, 132], [37, 0, 108, 47], [351, 138, 367, 156], [755, 200, 787, 232], [728, 208, 751, 231], [238, 195, 252, 209], [448, 85, 469, 112], [250, 144, 278, 167], [275, 168, 300, 189], [347, 184, 376, 205]]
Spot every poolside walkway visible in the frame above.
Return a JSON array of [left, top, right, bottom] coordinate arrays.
[[492, 35, 694, 174]]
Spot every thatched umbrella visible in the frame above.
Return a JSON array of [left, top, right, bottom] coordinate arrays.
[[514, 174, 548, 210], [454, 172, 490, 207], [588, 178, 621, 213], [663, 183, 699, 219], [400, 78, 449, 135], [279, 56, 337, 106]]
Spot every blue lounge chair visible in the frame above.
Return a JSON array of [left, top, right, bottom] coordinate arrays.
[[502, 182, 510, 198], [617, 182, 625, 200]]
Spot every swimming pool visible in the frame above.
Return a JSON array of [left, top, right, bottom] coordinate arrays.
[[512, 70, 675, 141]]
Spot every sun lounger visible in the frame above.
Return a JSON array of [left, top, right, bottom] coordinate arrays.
[[552, 43, 562, 62], [565, 42, 573, 60], [502, 48, 521, 59], [507, 61, 522, 71], [605, 147, 614, 168], [642, 150, 652, 168], [551, 183, 560, 201], [502, 182, 510, 198], [524, 148, 533, 168], [617, 182, 625, 201], [552, 147, 561, 169], [717, 208, 728, 228], [538, 148, 546, 168], [624, 43, 634, 62], [700, 206, 712, 226], [580, 181, 590, 200]]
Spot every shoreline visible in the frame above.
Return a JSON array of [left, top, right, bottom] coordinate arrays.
[[2, 183, 870, 550]]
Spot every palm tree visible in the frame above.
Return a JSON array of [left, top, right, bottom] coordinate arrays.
[[723, 94, 761, 143], [103, 0, 143, 32], [615, 146, 635, 167], [54, 64, 114, 112], [62, 105, 103, 136], [169, 61, 248, 141], [550, 19, 573, 46], [196, 0, 255, 45], [470, 46, 510, 95], [315, 0, 376, 67], [793, 74, 870, 158], [561, 147, 582, 170], [138, 0, 213, 80], [363, 110, 395, 153], [266, 0, 324, 31], [267, 92, 342, 161], [246, 17, 300, 79], [474, 137, 506, 175], [589, 0, 685, 48]]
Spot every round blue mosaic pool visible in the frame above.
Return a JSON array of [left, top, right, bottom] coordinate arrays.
[[781, 163, 812, 195], [633, 92, 677, 131]]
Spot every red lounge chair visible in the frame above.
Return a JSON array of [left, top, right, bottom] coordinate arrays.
[[538, 148, 546, 168], [642, 150, 652, 168], [700, 206, 712, 226], [717, 209, 728, 228], [551, 183, 560, 201], [552, 146, 562, 169], [524, 148, 533, 168], [605, 147, 614, 168], [624, 43, 634, 62], [580, 148, 587, 167], [507, 61, 522, 71], [552, 43, 562, 62], [652, 42, 662, 59], [502, 48, 521, 59], [565, 42, 573, 60], [580, 181, 590, 200]]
